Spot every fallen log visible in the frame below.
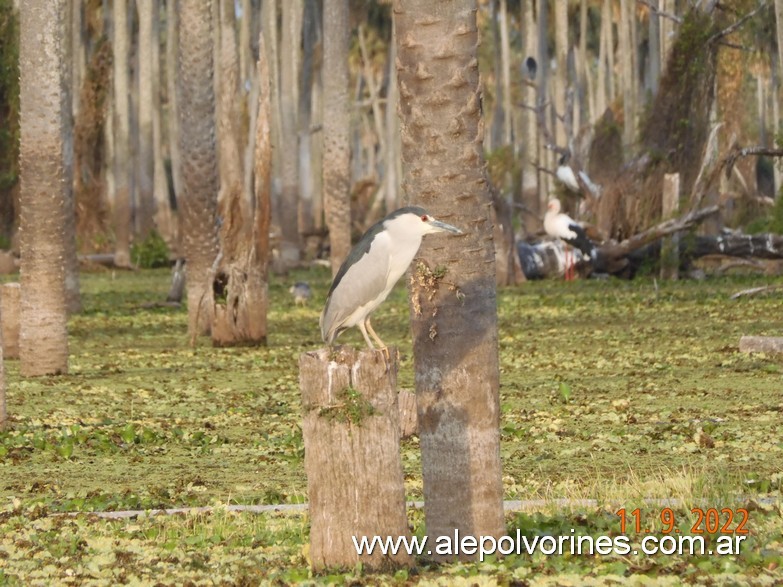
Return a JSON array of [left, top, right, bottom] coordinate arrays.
[[739, 336, 783, 354]]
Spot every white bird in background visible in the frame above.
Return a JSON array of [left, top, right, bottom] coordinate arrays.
[[543, 198, 596, 280], [556, 153, 580, 192]]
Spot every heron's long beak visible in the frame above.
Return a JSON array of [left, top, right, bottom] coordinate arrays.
[[428, 219, 463, 235]]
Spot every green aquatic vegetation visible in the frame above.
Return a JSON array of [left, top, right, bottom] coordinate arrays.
[[1, 269, 782, 583]]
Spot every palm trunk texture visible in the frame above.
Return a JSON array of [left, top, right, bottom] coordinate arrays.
[[394, 0, 505, 554], [178, 0, 219, 338], [18, 0, 72, 376]]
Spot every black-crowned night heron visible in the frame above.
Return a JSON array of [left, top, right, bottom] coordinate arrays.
[[543, 198, 596, 280], [320, 206, 463, 350]]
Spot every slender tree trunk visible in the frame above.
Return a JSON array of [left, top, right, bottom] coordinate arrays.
[[577, 0, 590, 126], [596, 0, 609, 117], [19, 0, 72, 375], [384, 16, 401, 213], [648, 0, 661, 96], [499, 0, 512, 145], [166, 0, 183, 205], [536, 0, 551, 203], [310, 27, 325, 231], [298, 0, 317, 237], [278, 0, 302, 265], [137, 0, 156, 241], [605, 0, 616, 103], [489, 0, 504, 150], [239, 0, 252, 86], [619, 0, 635, 147], [71, 0, 84, 117], [178, 0, 219, 339], [252, 32, 273, 343], [151, 0, 175, 251], [113, 0, 132, 267], [0, 311, 4, 428], [660, 0, 675, 67], [520, 0, 539, 236], [553, 0, 568, 147], [261, 0, 284, 256], [395, 0, 505, 556], [322, 0, 351, 275]]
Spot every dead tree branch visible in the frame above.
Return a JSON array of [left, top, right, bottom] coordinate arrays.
[[601, 205, 720, 258], [708, 2, 768, 45]]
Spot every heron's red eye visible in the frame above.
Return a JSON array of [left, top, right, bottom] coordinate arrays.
[[421, 215, 428, 222]]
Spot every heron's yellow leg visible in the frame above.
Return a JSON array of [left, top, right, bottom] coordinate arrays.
[[358, 320, 376, 350]]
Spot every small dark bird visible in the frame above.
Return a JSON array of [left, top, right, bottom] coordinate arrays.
[[524, 56, 537, 81], [543, 198, 596, 280], [320, 206, 463, 350], [289, 282, 312, 306]]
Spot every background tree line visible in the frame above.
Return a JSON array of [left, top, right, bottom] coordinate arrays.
[[1, 0, 782, 270]]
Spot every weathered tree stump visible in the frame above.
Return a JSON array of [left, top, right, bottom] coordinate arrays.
[[0, 283, 20, 359], [739, 336, 783, 354], [660, 173, 680, 281], [299, 347, 412, 570]]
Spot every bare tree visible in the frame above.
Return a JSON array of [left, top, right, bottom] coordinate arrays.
[[18, 0, 72, 375], [322, 0, 351, 275], [395, 0, 505, 555], [178, 0, 219, 338]]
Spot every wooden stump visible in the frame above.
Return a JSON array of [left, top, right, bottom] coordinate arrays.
[[739, 336, 783, 354], [299, 347, 412, 570], [660, 173, 680, 280], [0, 283, 20, 360]]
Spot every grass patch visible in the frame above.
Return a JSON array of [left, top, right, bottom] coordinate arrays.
[[1, 269, 782, 583]]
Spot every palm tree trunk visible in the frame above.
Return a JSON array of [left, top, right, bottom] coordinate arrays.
[[298, 0, 318, 236], [322, 0, 351, 275], [178, 0, 219, 339], [151, 0, 175, 251], [619, 0, 635, 148], [395, 0, 505, 555], [166, 0, 183, 205], [113, 0, 132, 267], [19, 0, 72, 375], [137, 0, 156, 240], [553, 0, 568, 147], [520, 0, 539, 236], [384, 16, 401, 213], [279, 0, 302, 265], [648, 0, 661, 96]]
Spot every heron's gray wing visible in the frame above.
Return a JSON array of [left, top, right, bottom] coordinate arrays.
[[321, 232, 392, 342]]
